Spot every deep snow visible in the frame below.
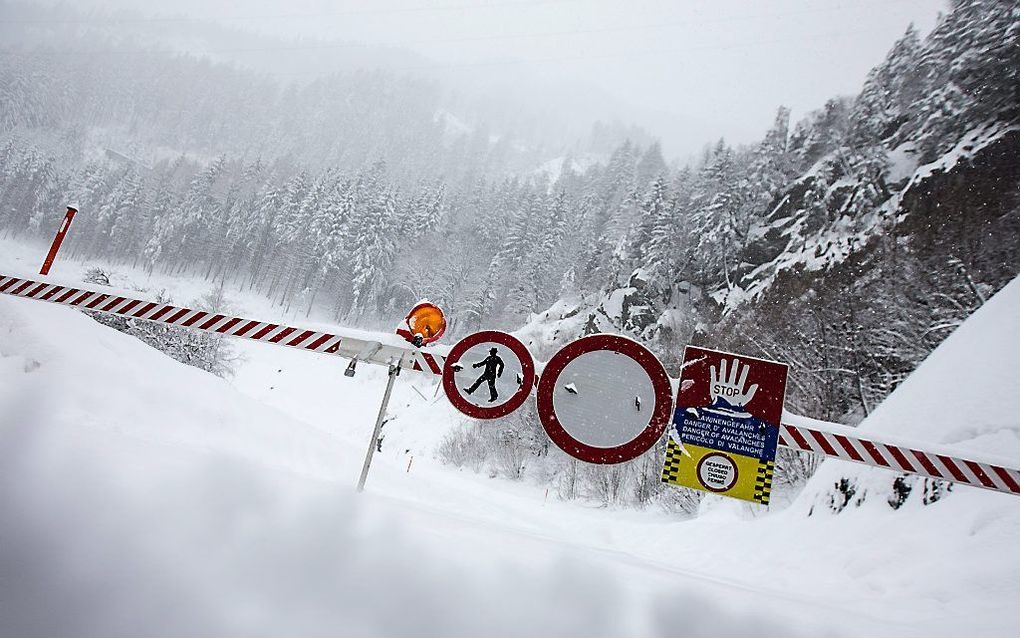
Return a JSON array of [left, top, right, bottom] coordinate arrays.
[[800, 274, 1020, 510], [1, 237, 1018, 637]]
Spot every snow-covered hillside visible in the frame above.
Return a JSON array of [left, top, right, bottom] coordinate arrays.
[[733, 122, 1020, 310], [2, 246, 1019, 635]]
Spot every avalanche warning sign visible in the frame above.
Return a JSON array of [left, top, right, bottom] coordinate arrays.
[[661, 346, 788, 505]]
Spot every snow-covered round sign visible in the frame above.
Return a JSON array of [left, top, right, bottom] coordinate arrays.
[[443, 331, 535, 419], [536, 334, 672, 464]]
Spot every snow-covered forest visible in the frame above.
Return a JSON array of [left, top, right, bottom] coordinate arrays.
[[1, 0, 1018, 509], [2, 0, 1020, 635]]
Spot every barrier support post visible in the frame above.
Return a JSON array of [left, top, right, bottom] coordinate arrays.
[[357, 363, 400, 492], [40, 206, 78, 276]]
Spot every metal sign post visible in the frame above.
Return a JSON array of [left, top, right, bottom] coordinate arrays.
[[357, 363, 400, 492]]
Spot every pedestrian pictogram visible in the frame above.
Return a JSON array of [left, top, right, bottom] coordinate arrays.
[[443, 331, 535, 419], [661, 346, 788, 504], [536, 334, 672, 464], [465, 347, 505, 402]]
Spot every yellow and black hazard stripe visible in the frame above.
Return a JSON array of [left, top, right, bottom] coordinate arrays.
[[661, 438, 684, 484], [754, 460, 775, 504]]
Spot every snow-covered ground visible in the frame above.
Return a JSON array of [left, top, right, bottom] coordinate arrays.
[[2, 237, 1018, 637]]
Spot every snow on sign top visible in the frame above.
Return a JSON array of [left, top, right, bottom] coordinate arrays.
[[442, 331, 535, 420], [537, 334, 672, 465]]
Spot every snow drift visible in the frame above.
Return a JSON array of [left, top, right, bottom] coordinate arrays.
[[0, 297, 795, 637], [800, 274, 1020, 512]]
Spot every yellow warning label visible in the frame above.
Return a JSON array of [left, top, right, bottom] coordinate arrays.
[[661, 438, 774, 505]]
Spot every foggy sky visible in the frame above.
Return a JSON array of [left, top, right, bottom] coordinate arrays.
[[24, 0, 949, 158]]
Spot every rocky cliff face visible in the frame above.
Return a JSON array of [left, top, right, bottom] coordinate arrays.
[[736, 123, 1020, 318]]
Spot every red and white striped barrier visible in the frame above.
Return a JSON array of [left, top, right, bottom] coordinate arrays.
[[0, 274, 445, 375], [779, 421, 1020, 495], [4, 272, 1018, 495]]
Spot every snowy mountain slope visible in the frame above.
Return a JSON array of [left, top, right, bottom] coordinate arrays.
[[800, 274, 1020, 512], [3, 258, 1020, 635], [0, 1, 574, 183]]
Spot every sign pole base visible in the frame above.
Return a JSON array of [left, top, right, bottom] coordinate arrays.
[[357, 364, 400, 492]]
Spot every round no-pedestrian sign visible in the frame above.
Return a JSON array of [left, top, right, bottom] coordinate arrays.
[[443, 330, 536, 419]]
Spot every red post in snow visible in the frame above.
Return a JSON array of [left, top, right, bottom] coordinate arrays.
[[40, 206, 78, 276]]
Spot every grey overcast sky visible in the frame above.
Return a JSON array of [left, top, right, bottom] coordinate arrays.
[[52, 0, 950, 157]]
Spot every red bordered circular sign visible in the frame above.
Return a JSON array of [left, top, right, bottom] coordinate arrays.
[[537, 334, 672, 464], [443, 330, 536, 420], [696, 452, 739, 492]]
